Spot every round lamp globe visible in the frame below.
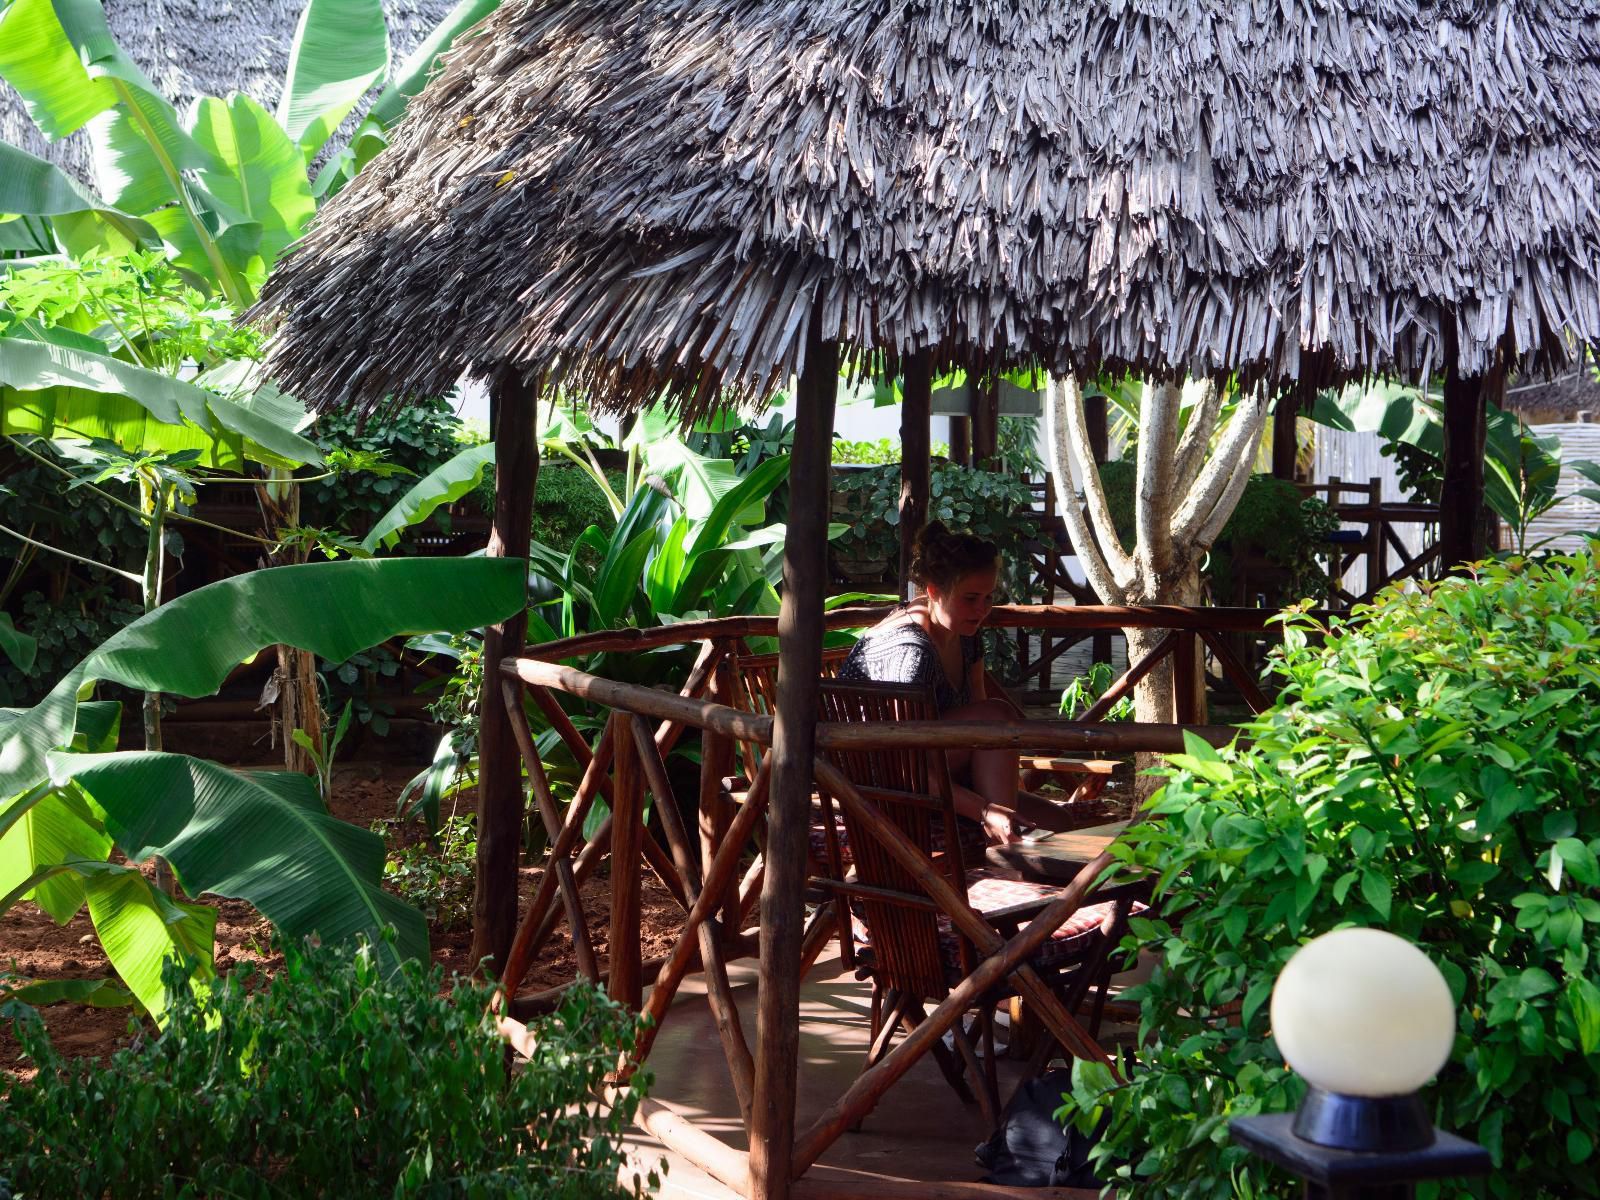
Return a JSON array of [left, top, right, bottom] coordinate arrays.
[[1270, 927, 1456, 1098]]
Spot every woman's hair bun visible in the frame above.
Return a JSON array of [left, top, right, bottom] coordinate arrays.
[[909, 522, 999, 590]]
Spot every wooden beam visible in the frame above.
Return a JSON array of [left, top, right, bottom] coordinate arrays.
[[1440, 362, 1501, 571], [948, 414, 971, 465], [470, 371, 536, 974], [898, 350, 932, 599], [749, 329, 838, 1200]]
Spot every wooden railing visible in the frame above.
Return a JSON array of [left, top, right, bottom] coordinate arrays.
[[488, 604, 1274, 1197]]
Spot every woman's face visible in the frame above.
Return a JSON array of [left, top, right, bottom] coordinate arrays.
[[927, 564, 998, 637]]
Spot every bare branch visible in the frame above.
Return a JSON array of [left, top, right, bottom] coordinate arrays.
[[1194, 436, 1263, 551], [1173, 378, 1222, 495], [1044, 377, 1127, 603], [1057, 376, 1135, 588], [1173, 385, 1272, 544], [1134, 380, 1181, 577]]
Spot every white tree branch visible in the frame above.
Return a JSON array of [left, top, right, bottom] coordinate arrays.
[[1173, 378, 1222, 496], [1194, 435, 1264, 551], [1059, 376, 1135, 588], [1045, 376, 1127, 603], [1134, 380, 1181, 577], [1171, 384, 1271, 543]]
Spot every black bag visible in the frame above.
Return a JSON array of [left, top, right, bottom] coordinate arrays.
[[973, 1069, 1107, 1188]]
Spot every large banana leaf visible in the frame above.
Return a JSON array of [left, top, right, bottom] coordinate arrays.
[[85, 864, 216, 1018], [361, 441, 495, 552], [58, 754, 426, 979], [0, 334, 322, 467], [0, 0, 120, 136], [0, 785, 111, 922], [0, 556, 527, 798], [277, 0, 390, 158], [0, 142, 157, 254], [187, 93, 316, 269]]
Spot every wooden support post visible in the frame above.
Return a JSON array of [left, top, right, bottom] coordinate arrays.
[[898, 350, 932, 599], [749, 329, 838, 1200], [1084, 388, 1109, 465], [949, 415, 971, 465], [703, 657, 741, 930], [1365, 478, 1385, 598], [610, 714, 644, 1009], [1440, 361, 1501, 571], [1172, 631, 1200, 724], [471, 372, 536, 974], [972, 372, 999, 469], [1271, 395, 1299, 481]]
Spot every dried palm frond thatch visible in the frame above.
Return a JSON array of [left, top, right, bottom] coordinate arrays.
[[254, 0, 1600, 417]]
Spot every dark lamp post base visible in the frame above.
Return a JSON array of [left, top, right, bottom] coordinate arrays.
[[1292, 1088, 1435, 1153]]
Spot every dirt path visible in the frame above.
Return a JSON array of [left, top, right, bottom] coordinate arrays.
[[0, 763, 681, 1073]]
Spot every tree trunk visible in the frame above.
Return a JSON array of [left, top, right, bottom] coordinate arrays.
[[1271, 396, 1299, 481], [256, 476, 320, 775]]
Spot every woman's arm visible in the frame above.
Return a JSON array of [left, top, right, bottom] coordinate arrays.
[[968, 657, 987, 701]]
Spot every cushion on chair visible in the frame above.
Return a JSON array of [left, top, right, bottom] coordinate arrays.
[[849, 870, 1147, 979]]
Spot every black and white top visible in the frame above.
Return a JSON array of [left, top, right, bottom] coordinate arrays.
[[838, 619, 983, 714]]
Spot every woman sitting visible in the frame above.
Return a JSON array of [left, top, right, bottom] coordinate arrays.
[[838, 522, 1073, 844]]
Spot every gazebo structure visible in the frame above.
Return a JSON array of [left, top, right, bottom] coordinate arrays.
[[255, 2, 1600, 1196]]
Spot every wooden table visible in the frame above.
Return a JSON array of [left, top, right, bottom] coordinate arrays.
[[986, 819, 1131, 883]]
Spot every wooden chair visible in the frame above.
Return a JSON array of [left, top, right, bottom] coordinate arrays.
[[813, 678, 1144, 1130]]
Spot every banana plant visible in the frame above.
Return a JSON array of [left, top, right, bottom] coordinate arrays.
[[0, 0, 504, 293], [0, 556, 526, 1019]]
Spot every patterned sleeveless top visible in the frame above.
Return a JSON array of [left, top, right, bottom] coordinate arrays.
[[838, 619, 983, 714]]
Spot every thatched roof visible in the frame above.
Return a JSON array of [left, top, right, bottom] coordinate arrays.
[[0, 0, 460, 184], [255, 0, 1600, 417]]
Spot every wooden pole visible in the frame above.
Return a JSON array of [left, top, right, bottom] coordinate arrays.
[[949, 414, 971, 465], [1270, 395, 1299, 481], [898, 350, 933, 599], [610, 713, 644, 1009], [972, 371, 999, 469], [470, 370, 536, 974], [1440, 361, 1501, 571], [1084, 389, 1109, 465], [749, 327, 838, 1200]]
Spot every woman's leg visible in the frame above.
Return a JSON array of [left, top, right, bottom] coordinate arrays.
[[942, 700, 1074, 840]]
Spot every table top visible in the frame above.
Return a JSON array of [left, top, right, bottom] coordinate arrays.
[[986, 819, 1131, 883]]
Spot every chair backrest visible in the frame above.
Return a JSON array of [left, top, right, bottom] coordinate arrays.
[[730, 646, 852, 784], [815, 678, 967, 999]]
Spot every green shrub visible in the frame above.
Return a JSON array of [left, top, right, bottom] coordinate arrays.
[[1062, 549, 1600, 1198], [532, 462, 621, 556], [302, 396, 479, 540], [377, 813, 478, 929], [830, 463, 1038, 599], [0, 939, 656, 1199]]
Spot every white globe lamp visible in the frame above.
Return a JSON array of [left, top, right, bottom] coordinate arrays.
[[1270, 927, 1457, 1151]]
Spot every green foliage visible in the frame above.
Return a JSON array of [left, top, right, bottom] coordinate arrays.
[[533, 462, 622, 556], [302, 396, 477, 538], [1058, 660, 1133, 722], [1062, 550, 1600, 1198], [377, 812, 477, 929], [0, 586, 143, 707], [830, 462, 1038, 598], [0, 939, 656, 1198]]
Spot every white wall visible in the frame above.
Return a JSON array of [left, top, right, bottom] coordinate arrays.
[[1523, 423, 1600, 553]]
